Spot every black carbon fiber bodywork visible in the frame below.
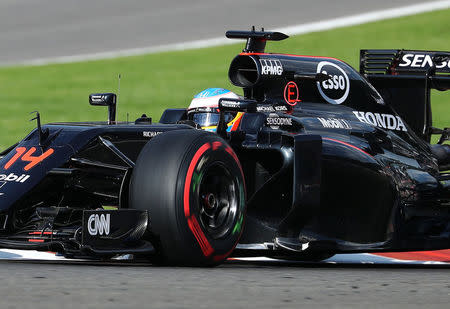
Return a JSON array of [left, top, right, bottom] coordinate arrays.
[[0, 31, 448, 261]]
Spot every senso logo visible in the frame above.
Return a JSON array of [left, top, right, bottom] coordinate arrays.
[[316, 61, 350, 105], [399, 54, 450, 70]]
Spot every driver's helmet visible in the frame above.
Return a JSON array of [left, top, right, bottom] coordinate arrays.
[[188, 88, 243, 132]]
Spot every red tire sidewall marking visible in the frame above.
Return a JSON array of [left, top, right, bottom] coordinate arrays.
[[183, 140, 245, 259], [184, 143, 211, 218], [184, 142, 214, 257]]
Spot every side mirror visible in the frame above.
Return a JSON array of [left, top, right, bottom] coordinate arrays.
[[218, 98, 257, 113], [89, 93, 117, 124], [216, 98, 257, 137]]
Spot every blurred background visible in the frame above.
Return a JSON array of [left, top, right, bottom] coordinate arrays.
[[0, 0, 448, 150]]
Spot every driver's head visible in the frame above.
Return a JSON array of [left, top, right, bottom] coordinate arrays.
[[188, 88, 243, 132]]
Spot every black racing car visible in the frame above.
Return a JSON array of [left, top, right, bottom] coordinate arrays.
[[0, 29, 449, 266]]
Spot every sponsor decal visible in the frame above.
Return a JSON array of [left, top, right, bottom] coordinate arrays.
[[257, 105, 275, 112], [353, 111, 407, 132], [257, 105, 288, 112], [143, 131, 162, 138], [194, 88, 230, 98], [260, 59, 283, 76], [267, 117, 292, 126], [3, 147, 54, 171], [317, 117, 352, 129], [0, 173, 31, 183], [316, 61, 350, 105], [0, 181, 5, 196], [90, 94, 110, 103], [275, 105, 288, 111], [399, 53, 450, 69], [220, 99, 241, 109], [87, 214, 110, 236], [193, 107, 216, 113], [266, 113, 293, 129], [284, 81, 300, 106]]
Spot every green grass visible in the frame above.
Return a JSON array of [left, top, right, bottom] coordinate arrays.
[[0, 9, 449, 150]]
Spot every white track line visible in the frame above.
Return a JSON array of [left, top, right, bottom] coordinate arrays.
[[1, 250, 448, 265], [7, 1, 450, 66], [278, 0, 450, 35]]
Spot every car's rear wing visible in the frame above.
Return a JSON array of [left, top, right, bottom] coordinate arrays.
[[360, 50, 450, 142]]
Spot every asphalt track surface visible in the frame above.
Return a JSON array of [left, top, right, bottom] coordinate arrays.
[[0, 0, 430, 65], [0, 258, 450, 309]]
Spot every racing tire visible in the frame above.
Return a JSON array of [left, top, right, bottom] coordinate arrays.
[[129, 129, 246, 266]]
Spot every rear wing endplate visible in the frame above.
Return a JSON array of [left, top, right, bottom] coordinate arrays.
[[360, 50, 450, 142], [360, 49, 450, 90]]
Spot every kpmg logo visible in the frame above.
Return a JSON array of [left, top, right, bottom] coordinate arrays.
[[260, 59, 283, 75]]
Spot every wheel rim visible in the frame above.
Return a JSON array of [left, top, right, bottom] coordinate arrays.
[[198, 163, 239, 239]]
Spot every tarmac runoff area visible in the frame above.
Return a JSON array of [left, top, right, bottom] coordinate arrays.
[[0, 250, 450, 309], [1, 0, 449, 66]]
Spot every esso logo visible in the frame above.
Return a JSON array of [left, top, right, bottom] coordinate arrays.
[[322, 73, 346, 90], [316, 61, 350, 105]]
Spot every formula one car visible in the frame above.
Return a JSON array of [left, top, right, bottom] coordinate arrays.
[[0, 29, 449, 266]]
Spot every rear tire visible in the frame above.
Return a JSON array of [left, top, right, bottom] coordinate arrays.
[[129, 129, 246, 266]]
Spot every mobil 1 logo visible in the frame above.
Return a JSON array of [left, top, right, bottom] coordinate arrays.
[[0, 173, 31, 197], [316, 61, 350, 105]]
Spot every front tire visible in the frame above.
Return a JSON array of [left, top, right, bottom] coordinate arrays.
[[129, 129, 246, 266]]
